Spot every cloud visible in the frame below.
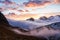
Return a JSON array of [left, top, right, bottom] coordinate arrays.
[[24, 0, 60, 8], [18, 10, 24, 12], [0, 0, 15, 5], [0, 0, 19, 8], [24, 0, 51, 8], [0, 0, 20, 11], [54, 0, 60, 4]]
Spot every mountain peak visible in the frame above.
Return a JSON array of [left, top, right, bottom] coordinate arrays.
[[39, 16, 47, 20]]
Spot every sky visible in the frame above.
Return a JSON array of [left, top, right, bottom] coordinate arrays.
[[0, 0, 60, 15]]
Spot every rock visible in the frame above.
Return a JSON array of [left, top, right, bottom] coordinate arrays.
[[26, 18, 34, 21], [0, 12, 9, 25], [39, 16, 47, 20]]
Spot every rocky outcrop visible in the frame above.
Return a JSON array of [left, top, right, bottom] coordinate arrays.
[[26, 18, 34, 21], [0, 12, 9, 25], [39, 16, 47, 20]]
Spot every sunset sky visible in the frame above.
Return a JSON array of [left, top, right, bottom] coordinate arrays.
[[0, 0, 60, 15]]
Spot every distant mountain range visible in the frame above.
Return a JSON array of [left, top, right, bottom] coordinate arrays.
[[39, 15, 60, 21], [6, 15, 60, 30]]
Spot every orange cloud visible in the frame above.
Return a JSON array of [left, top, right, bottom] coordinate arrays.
[[24, 1, 51, 8], [54, 0, 60, 4], [5, 14, 40, 20]]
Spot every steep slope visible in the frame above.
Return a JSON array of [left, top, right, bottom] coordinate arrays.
[[0, 12, 9, 25]]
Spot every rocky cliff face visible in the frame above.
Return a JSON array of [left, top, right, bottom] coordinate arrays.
[[0, 12, 9, 25]]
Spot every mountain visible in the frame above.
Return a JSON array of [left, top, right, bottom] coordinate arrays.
[[6, 19, 60, 40], [0, 12, 48, 40], [48, 15, 60, 21], [7, 17, 60, 40], [39, 16, 48, 20], [7, 15, 60, 31], [38, 15, 60, 21], [28, 22, 60, 40], [36, 22, 60, 30], [26, 17, 35, 21], [48, 22, 60, 29], [35, 15, 60, 24], [48, 16, 54, 20], [0, 12, 50, 40], [1, 11, 60, 40]]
